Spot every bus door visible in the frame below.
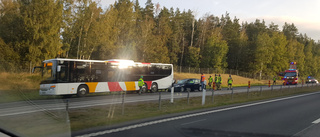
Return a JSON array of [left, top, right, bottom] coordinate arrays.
[[56, 60, 70, 94]]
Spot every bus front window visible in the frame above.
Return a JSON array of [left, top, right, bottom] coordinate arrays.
[[41, 62, 57, 84]]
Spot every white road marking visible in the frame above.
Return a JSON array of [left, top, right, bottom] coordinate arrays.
[[312, 118, 320, 124], [293, 123, 316, 136], [76, 91, 320, 137], [180, 119, 206, 126]]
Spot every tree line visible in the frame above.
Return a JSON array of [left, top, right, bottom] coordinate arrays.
[[0, 0, 319, 77]]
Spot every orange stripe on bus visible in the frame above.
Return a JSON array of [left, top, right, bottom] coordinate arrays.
[[86, 82, 98, 93], [125, 82, 136, 91]]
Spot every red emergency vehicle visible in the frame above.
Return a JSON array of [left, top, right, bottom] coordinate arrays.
[[283, 62, 298, 85]]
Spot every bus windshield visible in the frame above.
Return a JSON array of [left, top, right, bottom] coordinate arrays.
[[42, 61, 57, 83], [285, 72, 297, 77]]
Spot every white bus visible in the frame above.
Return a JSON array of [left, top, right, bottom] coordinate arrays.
[[36, 58, 173, 97]]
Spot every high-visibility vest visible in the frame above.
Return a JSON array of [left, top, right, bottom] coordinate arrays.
[[228, 77, 233, 84], [201, 75, 205, 82], [215, 76, 218, 83], [209, 77, 213, 83], [218, 76, 222, 83], [138, 78, 144, 86]]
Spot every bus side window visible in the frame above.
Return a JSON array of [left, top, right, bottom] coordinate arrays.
[[151, 65, 160, 75], [156, 65, 171, 75], [74, 62, 91, 82], [90, 63, 105, 82], [107, 70, 115, 82], [57, 65, 68, 82]]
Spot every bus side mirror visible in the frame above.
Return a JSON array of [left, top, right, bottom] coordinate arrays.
[[57, 65, 61, 72], [32, 66, 43, 73]]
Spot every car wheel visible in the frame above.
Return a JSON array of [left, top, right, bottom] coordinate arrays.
[[180, 87, 184, 92], [77, 85, 88, 97], [198, 86, 202, 91], [151, 83, 158, 93]]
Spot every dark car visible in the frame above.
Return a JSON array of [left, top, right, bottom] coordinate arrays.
[[173, 78, 201, 92], [306, 76, 319, 84]]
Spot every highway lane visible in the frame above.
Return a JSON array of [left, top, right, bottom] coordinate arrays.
[[76, 91, 320, 137], [0, 84, 316, 117]]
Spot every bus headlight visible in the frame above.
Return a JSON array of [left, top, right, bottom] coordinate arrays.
[[50, 85, 56, 90]]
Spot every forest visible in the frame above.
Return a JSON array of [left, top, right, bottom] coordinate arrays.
[[0, 0, 319, 77]]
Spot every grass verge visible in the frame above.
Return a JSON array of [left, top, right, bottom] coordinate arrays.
[[68, 85, 320, 132]]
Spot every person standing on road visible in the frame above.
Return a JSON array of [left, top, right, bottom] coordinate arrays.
[[273, 76, 277, 85], [227, 75, 233, 90], [218, 74, 222, 90], [138, 76, 144, 95], [214, 74, 218, 90], [208, 75, 213, 88], [201, 73, 205, 91]]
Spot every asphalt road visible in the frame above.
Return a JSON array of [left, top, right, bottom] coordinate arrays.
[[75, 91, 320, 137], [0, 84, 315, 117]]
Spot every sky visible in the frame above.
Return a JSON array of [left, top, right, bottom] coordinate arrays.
[[98, 0, 320, 41]]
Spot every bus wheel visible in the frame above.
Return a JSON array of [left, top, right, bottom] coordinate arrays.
[[142, 83, 148, 93], [151, 83, 158, 93], [77, 85, 88, 97]]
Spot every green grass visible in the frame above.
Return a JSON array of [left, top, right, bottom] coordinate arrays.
[[68, 85, 320, 131]]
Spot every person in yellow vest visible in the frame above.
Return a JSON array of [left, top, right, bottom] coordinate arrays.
[[218, 74, 222, 90], [208, 75, 213, 88], [214, 74, 218, 90], [227, 75, 233, 90], [138, 76, 144, 95], [273, 76, 277, 85]]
